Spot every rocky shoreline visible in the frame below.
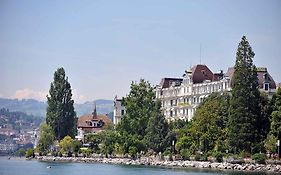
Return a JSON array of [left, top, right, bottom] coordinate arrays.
[[34, 156, 281, 173]]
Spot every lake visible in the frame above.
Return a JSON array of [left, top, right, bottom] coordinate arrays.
[[0, 157, 270, 175]]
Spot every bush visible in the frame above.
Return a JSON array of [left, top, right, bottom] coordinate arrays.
[[25, 148, 34, 158], [180, 149, 190, 160], [252, 153, 266, 164], [214, 152, 223, 163], [128, 146, 137, 159], [195, 153, 201, 161]]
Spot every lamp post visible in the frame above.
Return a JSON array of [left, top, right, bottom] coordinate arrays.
[[277, 140, 280, 159]]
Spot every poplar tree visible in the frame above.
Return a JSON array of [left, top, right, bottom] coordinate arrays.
[[228, 36, 261, 154], [46, 68, 77, 140]]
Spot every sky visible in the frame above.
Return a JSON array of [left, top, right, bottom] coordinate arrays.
[[0, 0, 280, 103]]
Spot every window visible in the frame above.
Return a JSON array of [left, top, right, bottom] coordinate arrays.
[[175, 110, 177, 116], [170, 100, 173, 106], [170, 111, 173, 117], [264, 83, 269, 91], [121, 110, 125, 115]]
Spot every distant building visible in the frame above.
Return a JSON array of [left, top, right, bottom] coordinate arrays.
[[0, 141, 18, 154], [75, 104, 112, 141], [113, 96, 125, 125]]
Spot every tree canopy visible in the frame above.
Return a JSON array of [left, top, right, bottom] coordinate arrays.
[[46, 67, 77, 140], [228, 36, 262, 154]]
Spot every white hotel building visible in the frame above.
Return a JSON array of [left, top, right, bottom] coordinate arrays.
[[155, 64, 231, 121], [113, 64, 276, 124]]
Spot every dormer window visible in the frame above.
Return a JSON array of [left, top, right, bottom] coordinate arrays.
[[264, 83, 269, 91]]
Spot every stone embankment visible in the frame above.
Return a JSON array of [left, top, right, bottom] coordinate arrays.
[[35, 156, 281, 173]]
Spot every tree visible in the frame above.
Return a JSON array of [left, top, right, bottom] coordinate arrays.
[[116, 79, 160, 154], [188, 92, 230, 153], [37, 123, 54, 155], [228, 36, 261, 154], [145, 100, 169, 153], [25, 148, 34, 158], [17, 148, 25, 157], [264, 134, 277, 158], [46, 67, 77, 140], [59, 136, 74, 156], [117, 79, 157, 137], [270, 87, 281, 158]]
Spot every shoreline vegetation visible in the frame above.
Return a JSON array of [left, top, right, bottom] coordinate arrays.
[[32, 156, 281, 173]]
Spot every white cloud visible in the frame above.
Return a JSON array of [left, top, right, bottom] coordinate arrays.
[[10, 88, 89, 104], [72, 89, 90, 104], [11, 88, 48, 102]]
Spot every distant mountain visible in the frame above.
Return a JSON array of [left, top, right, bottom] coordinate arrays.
[[0, 98, 46, 117], [0, 98, 114, 118], [75, 99, 114, 116]]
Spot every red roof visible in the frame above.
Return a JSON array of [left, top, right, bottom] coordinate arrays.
[[77, 114, 112, 129], [191, 64, 214, 83], [226, 67, 276, 89]]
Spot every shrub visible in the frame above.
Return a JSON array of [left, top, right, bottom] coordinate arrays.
[[252, 153, 266, 164], [214, 152, 223, 163], [180, 149, 190, 160], [128, 146, 138, 159], [25, 148, 34, 158]]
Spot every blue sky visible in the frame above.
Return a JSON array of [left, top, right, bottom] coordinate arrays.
[[1, 0, 280, 103]]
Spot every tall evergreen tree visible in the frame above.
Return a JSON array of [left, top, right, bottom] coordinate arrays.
[[46, 68, 77, 140], [228, 36, 262, 154]]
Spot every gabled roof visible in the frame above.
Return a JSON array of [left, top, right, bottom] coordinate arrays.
[[191, 64, 214, 84], [77, 114, 112, 128]]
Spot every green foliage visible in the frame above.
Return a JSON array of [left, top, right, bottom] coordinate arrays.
[[180, 149, 190, 160], [214, 152, 224, 163], [116, 79, 167, 154], [85, 133, 101, 153], [145, 100, 169, 153], [252, 153, 266, 164], [0, 108, 43, 131], [59, 136, 74, 156], [37, 123, 54, 155], [25, 148, 34, 158], [228, 36, 263, 154], [46, 67, 77, 140], [117, 79, 157, 137], [17, 148, 25, 157], [270, 88, 281, 139], [188, 92, 230, 153], [264, 134, 277, 154], [80, 148, 92, 157], [128, 146, 138, 159], [72, 140, 82, 154]]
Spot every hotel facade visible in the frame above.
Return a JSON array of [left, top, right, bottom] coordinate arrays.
[[114, 64, 276, 123]]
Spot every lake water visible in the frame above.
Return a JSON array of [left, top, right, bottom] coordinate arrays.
[[0, 157, 270, 175]]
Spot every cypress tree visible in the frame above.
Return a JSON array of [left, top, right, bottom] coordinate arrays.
[[46, 68, 77, 140], [228, 36, 261, 154]]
